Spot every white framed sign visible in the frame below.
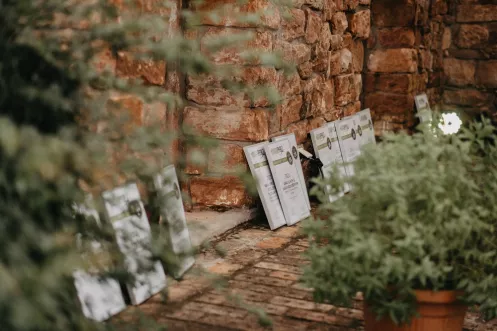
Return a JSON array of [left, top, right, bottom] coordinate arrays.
[[153, 165, 195, 279], [73, 270, 126, 322], [244, 142, 287, 230], [72, 198, 126, 321], [264, 139, 310, 226], [355, 108, 376, 148], [271, 133, 310, 210], [336, 116, 361, 178], [310, 125, 347, 201], [414, 93, 432, 123], [102, 183, 167, 305]]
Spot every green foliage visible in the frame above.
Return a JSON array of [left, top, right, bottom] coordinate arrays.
[[0, 0, 291, 330], [303, 118, 497, 324]]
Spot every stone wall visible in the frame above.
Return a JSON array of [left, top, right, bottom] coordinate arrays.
[[182, 0, 371, 210], [364, 0, 444, 134], [441, 0, 497, 118]]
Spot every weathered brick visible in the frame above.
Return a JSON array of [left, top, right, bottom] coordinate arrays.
[[443, 89, 494, 107], [92, 47, 116, 74], [279, 96, 304, 128], [116, 51, 165, 85], [305, 9, 323, 44], [183, 107, 268, 142], [443, 58, 476, 87], [303, 0, 325, 9], [285, 120, 308, 144], [377, 27, 415, 48], [278, 72, 302, 98], [334, 74, 361, 106], [364, 92, 414, 115], [364, 73, 417, 93], [196, 0, 281, 29], [476, 60, 497, 88], [190, 176, 251, 207], [329, 49, 353, 76], [367, 49, 418, 73], [281, 8, 306, 41], [275, 40, 312, 65], [201, 28, 272, 65], [208, 143, 248, 174], [372, 0, 416, 27], [350, 39, 365, 73], [331, 12, 348, 35], [349, 10, 370, 39], [187, 76, 245, 106], [457, 5, 497, 23], [456, 24, 489, 48]]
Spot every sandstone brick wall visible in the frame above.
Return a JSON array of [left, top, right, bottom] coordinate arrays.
[[364, 0, 444, 134], [183, 0, 371, 209], [441, 0, 497, 118]]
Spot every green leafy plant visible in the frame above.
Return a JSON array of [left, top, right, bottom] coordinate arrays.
[[0, 0, 291, 330], [303, 118, 497, 324]]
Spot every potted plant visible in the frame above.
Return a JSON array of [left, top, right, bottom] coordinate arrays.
[[302, 118, 497, 331]]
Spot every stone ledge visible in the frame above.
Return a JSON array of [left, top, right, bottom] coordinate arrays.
[[186, 208, 257, 247]]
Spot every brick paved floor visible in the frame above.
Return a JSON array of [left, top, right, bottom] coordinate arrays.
[[120, 221, 497, 331]]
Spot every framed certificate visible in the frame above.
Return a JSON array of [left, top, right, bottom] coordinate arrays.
[[244, 142, 287, 230], [264, 139, 311, 225], [153, 165, 195, 279], [355, 108, 376, 148], [102, 183, 167, 305], [272, 133, 310, 210], [415, 93, 432, 123], [310, 125, 347, 201], [336, 116, 361, 178], [72, 198, 126, 321]]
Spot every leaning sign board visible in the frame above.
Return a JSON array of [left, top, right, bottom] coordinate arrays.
[[271, 133, 311, 210], [153, 165, 195, 279], [264, 139, 310, 226], [328, 121, 351, 193], [414, 93, 432, 123], [336, 115, 361, 178], [72, 199, 126, 322], [102, 183, 167, 305], [244, 142, 287, 230], [310, 125, 347, 201], [355, 108, 376, 148]]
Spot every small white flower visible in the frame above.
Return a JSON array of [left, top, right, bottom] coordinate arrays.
[[438, 112, 462, 135]]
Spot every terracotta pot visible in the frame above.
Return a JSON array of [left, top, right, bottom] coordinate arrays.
[[364, 290, 467, 331]]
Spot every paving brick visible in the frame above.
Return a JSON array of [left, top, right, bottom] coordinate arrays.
[[254, 261, 302, 274], [183, 302, 248, 319], [194, 292, 229, 305], [243, 267, 272, 277], [234, 273, 294, 287], [256, 237, 291, 249], [229, 280, 311, 300], [269, 271, 300, 281], [270, 296, 316, 310], [286, 308, 357, 327], [229, 288, 274, 302], [208, 262, 243, 275], [264, 254, 309, 267], [272, 226, 301, 238]]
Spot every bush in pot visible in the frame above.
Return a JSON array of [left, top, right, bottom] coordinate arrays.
[[302, 119, 497, 331]]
